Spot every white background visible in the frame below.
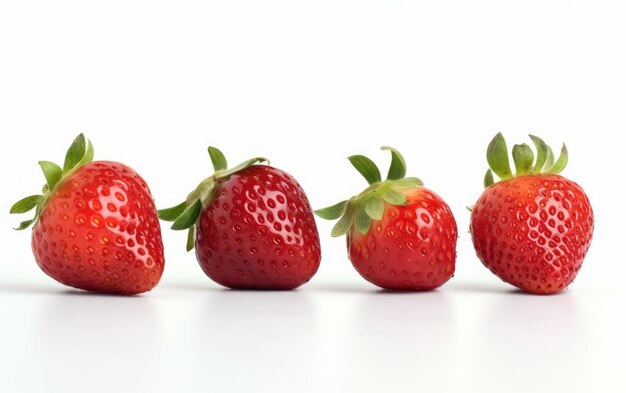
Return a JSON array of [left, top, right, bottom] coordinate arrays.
[[1, 1, 624, 392]]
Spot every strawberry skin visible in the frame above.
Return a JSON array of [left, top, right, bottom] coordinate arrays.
[[195, 165, 321, 289], [348, 187, 457, 290], [31, 161, 165, 294], [470, 174, 593, 294]]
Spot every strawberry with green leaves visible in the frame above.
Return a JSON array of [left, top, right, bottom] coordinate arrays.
[[470, 133, 594, 294], [316, 147, 458, 290], [159, 147, 321, 290], [10, 134, 165, 295]]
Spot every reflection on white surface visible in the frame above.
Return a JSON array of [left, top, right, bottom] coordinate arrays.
[[175, 290, 319, 392], [36, 294, 163, 392], [342, 291, 456, 392], [468, 293, 590, 393], [0, 280, 624, 393], [0, 287, 165, 393]]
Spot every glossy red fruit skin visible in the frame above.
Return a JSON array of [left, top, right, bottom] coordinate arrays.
[[470, 174, 594, 294], [31, 161, 165, 295], [195, 165, 321, 289], [347, 187, 457, 290]]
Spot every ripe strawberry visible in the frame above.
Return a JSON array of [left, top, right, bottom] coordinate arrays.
[[315, 147, 457, 290], [10, 134, 165, 295], [470, 133, 594, 294], [159, 147, 321, 289]]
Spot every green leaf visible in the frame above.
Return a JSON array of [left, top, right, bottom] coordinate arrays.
[[76, 139, 94, 168], [158, 201, 188, 222], [381, 146, 406, 180], [545, 146, 555, 170], [466, 205, 474, 212], [314, 200, 348, 220], [15, 219, 34, 231], [185, 180, 215, 206], [348, 155, 382, 185], [171, 199, 202, 230], [393, 177, 423, 188], [186, 227, 196, 252], [512, 143, 534, 176], [547, 144, 568, 174], [380, 187, 406, 205], [355, 208, 372, 234], [486, 132, 513, 180], [218, 157, 269, 179], [529, 135, 548, 174], [33, 202, 43, 219], [208, 146, 228, 172], [364, 195, 384, 220], [38, 161, 63, 191], [10, 195, 42, 214], [331, 207, 354, 237], [63, 134, 87, 173], [484, 169, 494, 188]]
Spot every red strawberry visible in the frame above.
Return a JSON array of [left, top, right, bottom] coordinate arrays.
[[159, 147, 321, 289], [10, 134, 165, 295], [470, 133, 594, 294], [316, 147, 457, 290]]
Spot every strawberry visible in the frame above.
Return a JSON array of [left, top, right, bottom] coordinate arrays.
[[10, 134, 165, 295], [470, 133, 594, 294], [315, 147, 457, 290], [159, 147, 321, 289]]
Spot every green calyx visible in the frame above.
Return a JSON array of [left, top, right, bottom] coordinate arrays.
[[483, 132, 568, 188], [10, 134, 94, 230], [314, 146, 423, 237], [158, 147, 268, 252]]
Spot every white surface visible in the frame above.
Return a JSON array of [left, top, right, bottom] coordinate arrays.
[[1, 1, 625, 392]]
